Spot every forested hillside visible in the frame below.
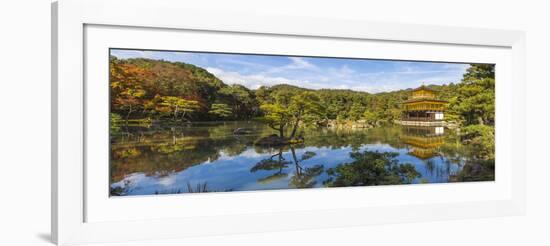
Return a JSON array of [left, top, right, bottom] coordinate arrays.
[[110, 56, 494, 128], [109, 56, 257, 122]]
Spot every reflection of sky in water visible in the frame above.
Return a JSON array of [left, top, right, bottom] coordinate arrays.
[[112, 143, 463, 196]]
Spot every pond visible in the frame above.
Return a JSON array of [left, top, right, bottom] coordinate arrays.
[[110, 121, 487, 196]]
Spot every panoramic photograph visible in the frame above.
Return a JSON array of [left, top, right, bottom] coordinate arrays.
[[109, 48, 495, 196]]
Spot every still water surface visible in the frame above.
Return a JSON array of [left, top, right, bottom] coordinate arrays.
[[110, 121, 474, 196]]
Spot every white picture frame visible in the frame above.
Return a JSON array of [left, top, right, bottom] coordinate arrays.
[[52, 0, 526, 245]]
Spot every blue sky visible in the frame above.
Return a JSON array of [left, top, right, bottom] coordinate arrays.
[[111, 49, 469, 93]]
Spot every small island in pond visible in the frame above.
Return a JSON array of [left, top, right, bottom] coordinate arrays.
[[109, 49, 495, 196]]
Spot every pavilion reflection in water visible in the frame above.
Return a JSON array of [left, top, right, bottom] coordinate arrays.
[[400, 126, 445, 160]]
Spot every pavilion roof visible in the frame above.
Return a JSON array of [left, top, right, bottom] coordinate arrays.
[[412, 85, 437, 92], [402, 98, 448, 104]]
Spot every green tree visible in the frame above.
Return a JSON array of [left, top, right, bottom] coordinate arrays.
[[460, 124, 495, 160], [260, 103, 292, 138], [463, 64, 495, 80], [110, 58, 150, 123], [348, 103, 365, 120], [451, 64, 495, 125], [209, 103, 232, 120], [158, 96, 200, 121], [362, 110, 378, 126], [115, 87, 146, 123], [254, 86, 272, 105], [288, 92, 324, 139], [219, 84, 258, 119]]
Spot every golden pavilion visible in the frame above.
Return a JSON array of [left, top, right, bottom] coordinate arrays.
[[400, 85, 448, 126]]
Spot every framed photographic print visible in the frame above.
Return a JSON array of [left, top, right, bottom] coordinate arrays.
[[52, 0, 526, 245]]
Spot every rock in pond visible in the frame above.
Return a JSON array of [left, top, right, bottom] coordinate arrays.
[[233, 128, 253, 135]]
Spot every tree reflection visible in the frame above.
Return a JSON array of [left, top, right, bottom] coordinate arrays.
[[250, 147, 291, 184], [450, 159, 494, 182], [324, 150, 421, 187], [250, 146, 324, 188], [289, 148, 324, 188], [110, 122, 257, 183], [110, 121, 488, 195], [111, 122, 424, 185], [450, 125, 495, 182]]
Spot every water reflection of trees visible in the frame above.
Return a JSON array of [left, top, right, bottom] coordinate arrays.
[[324, 151, 421, 187], [110, 122, 260, 183], [251, 147, 291, 184], [398, 125, 494, 182], [288, 148, 324, 188], [450, 159, 494, 182], [110, 121, 490, 193], [448, 127, 495, 182], [250, 146, 324, 189], [111, 122, 401, 184], [303, 126, 408, 150]]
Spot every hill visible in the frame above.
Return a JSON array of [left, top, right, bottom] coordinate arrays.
[[110, 57, 494, 126]]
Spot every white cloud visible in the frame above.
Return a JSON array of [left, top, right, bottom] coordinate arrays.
[[264, 57, 319, 75], [157, 175, 176, 186], [218, 58, 271, 70], [111, 50, 155, 59], [441, 63, 470, 71], [206, 67, 293, 89], [287, 57, 317, 69], [233, 149, 264, 158], [207, 63, 464, 93], [206, 66, 348, 91]]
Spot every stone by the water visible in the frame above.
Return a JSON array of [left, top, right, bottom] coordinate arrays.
[[233, 128, 253, 135]]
